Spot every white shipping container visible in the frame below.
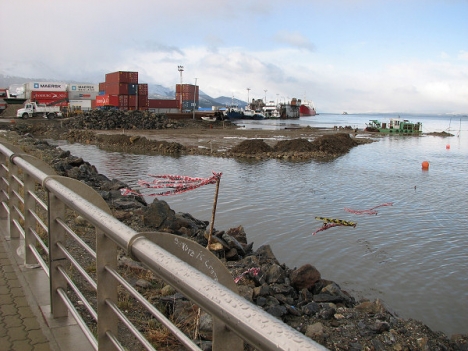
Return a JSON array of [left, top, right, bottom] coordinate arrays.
[[68, 91, 99, 100], [25, 82, 67, 92], [69, 100, 92, 111], [68, 84, 99, 92]]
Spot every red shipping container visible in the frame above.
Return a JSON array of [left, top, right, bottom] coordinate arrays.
[[96, 94, 119, 107], [91, 100, 97, 109], [105, 71, 138, 84], [129, 95, 136, 107], [99, 82, 105, 91], [105, 82, 129, 95], [138, 96, 149, 107], [128, 72, 138, 84], [34, 99, 68, 107], [31, 91, 68, 100], [119, 95, 128, 107], [137, 84, 148, 96], [148, 99, 177, 108]]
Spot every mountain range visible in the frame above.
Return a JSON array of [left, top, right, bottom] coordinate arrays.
[[0, 74, 248, 109]]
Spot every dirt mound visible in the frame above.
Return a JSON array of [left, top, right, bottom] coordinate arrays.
[[231, 139, 272, 154], [273, 138, 315, 152], [310, 133, 359, 154]]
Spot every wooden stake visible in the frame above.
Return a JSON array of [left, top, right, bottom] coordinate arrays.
[[207, 176, 221, 249]]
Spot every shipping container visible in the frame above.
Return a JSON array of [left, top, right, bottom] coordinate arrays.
[[105, 71, 138, 84], [128, 95, 148, 107], [25, 82, 67, 92], [96, 94, 119, 107], [30, 91, 68, 100], [176, 92, 199, 102], [99, 82, 106, 91], [105, 82, 129, 95], [69, 100, 92, 111], [119, 95, 128, 107], [33, 99, 68, 107], [68, 91, 99, 100], [128, 84, 138, 95], [137, 83, 148, 96], [148, 99, 178, 108], [68, 84, 99, 92], [176, 84, 197, 93]]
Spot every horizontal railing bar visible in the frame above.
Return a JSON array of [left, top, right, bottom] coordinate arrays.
[[56, 218, 96, 259], [27, 190, 47, 211], [11, 174, 24, 188], [1, 202, 10, 215], [12, 218, 25, 239], [105, 266, 200, 350], [28, 209, 48, 233], [28, 228, 49, 254], [56, 242, 97, 291], [12, 190, 25, 206], [12, 205, 25, 221], [105, 299, 157, 351], [57, 265, 97, 321], [28, 244, 49, 276], [105, 331, 127, 351], [57, 287, 98, 350]]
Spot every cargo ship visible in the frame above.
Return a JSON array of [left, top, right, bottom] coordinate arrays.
[[299, 100, 316, 116]]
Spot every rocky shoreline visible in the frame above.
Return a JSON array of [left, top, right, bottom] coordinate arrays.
[[1, 114, 467, 350]]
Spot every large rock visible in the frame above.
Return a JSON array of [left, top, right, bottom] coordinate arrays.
[[290, 264, 321, 290]]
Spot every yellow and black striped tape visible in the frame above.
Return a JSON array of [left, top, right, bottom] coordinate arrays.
[[315, 217, 356, 227]]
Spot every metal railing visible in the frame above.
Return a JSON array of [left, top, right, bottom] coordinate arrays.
[[0, 140, 328, 351]]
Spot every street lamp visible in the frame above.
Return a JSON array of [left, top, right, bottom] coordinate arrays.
[[264, 89, 267, 103], [247, 88, 250, 107], [193, 77, 198, 120], [178, 65, 184, 112]]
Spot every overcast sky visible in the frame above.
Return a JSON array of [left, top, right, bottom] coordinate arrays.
[[1, 0, 467, 113]]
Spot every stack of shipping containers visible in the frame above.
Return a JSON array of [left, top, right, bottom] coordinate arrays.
[[175, 84, 199, 112], [68, 84, 99, 111], [95, 71, 148, 110], [24, 82, 69, 107]]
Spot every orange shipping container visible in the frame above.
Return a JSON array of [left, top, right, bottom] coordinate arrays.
[[105, 82, 129, 95]]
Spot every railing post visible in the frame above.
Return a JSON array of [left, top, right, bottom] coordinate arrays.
[[8, 156, 21, 239], [48, 191, 69, 317], [97, 228, 118, 351], [21, 155, 56, 266], [0, 153, 8, 220]]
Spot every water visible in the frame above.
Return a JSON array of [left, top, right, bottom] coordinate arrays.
[[50, 113, 468, 336]]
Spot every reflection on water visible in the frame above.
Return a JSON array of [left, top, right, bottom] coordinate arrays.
[[49, 113, 468, 336]]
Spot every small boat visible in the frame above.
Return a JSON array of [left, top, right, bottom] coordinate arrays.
[[201, 116, 217, 122], [342, 112, 348, 115], [365, 118, 422, 134]]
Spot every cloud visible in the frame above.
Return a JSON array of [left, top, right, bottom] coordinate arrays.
[[273, 31, 316, 52], [458, 51, 468, 61]]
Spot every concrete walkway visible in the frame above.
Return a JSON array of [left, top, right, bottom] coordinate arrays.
[[0, 221, 93, 351]]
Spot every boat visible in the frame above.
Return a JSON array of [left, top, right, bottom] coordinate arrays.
[[223, 105, 245, 120], [201, 116, 217, 122], [262, 101, 280, 119], [342, 112, 348, 115], [299, 101, 317, 116], [365, 118, 423, 134], [262, 99, 301, 119]]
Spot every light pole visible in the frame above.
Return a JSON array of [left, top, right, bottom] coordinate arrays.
[[264, 89, 267, 103], [247, 88, 250, 108], [178, 65, 184, 112], [193, 77, 198, 120]]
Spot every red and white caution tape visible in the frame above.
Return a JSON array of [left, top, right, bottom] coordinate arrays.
[[121, 171, 222, 197]]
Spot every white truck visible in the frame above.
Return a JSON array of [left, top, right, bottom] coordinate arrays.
[[16, 102, 62, 119]]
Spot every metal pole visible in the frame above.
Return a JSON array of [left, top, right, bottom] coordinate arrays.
[[207, 175, 220, 249], [193, 78, 197, 120]]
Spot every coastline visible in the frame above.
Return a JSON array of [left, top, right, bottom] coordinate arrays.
[[1, 116, 467, 350]]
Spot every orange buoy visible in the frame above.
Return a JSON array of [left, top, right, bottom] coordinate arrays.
[[446, 144, 450, 149], [422, 161, 429, 170]]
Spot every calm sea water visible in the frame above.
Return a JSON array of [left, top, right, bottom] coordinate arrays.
[[51, 113, 468, 336]]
